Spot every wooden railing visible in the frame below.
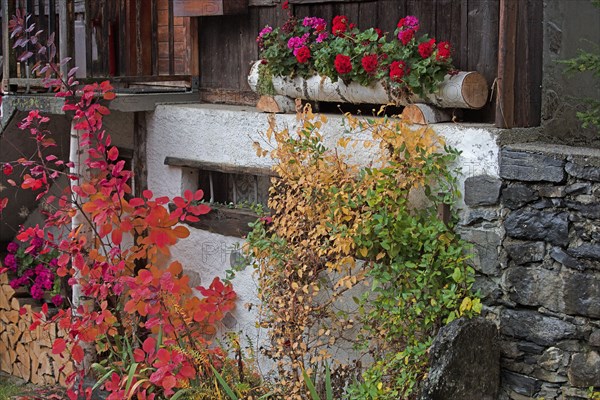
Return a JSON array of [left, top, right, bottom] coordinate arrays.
[[1, 0, 198, 93]]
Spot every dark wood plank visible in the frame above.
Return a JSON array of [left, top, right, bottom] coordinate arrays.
[[376, 0, 405, 35], [513, 0, 542, 127], [495, 0, 516, 128], [357, 1, 378, 30], [151, 0, 159, 75], [118, 0, 127, 75], [240, 7, 260, 89], [133, 112, 148, 196], [465, 0, 498, 122], [249, 0, 278, 5], [290, 0, 376, 3], [168, 0, 175, 74], [172, 203, 258, 238]]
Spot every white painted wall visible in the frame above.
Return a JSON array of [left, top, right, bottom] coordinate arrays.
[[145, 103, 501, 360]]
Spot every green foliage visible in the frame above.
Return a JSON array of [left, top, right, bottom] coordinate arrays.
[[0, 377, 22, 400], [257, 14, 454, 98], [245, 106, 479, 399], [560, 1, 600, 132]]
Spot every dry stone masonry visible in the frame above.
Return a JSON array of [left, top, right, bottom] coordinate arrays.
[[461, 143, 600, 399]]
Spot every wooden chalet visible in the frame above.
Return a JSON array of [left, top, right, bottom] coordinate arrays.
[[0, 0, 543, 128]]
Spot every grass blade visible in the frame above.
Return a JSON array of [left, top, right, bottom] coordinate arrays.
[[302, 368, 321, 400], [211, 366, 238, 400]]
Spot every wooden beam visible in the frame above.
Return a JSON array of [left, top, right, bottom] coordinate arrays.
[[495, 0, 517, 128], [2, 0, 17, 92], [164, 156, 277, 177], [133, 112, 148, 196], [168, 0, 175, 75], [151, 0, 159, 75]]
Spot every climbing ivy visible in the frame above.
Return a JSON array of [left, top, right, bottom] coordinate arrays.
[[245, 106, 480, 399]]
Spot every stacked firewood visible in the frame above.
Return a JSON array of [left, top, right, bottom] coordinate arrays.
[[0, 274, 72, 386]]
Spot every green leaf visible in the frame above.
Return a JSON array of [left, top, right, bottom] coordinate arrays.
[[302, 368, 321, 400], [211, 366, 239, 400]]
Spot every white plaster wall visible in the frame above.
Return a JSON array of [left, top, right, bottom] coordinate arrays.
[[145, 104, 501, 364]]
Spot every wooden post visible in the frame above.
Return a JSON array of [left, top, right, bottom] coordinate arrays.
[[58, 0, 69, 79], [495, 0, 517, 128], [133, 111, 148, 197], [2, 0, 17, 92], [184, 16, 200, 89]]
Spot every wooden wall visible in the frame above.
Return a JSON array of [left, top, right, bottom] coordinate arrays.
[[198, 0, 542, 126], [197, 0, 503, 122]]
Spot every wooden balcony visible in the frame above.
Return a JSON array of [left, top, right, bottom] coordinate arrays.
[[1, 0, 199, 95]]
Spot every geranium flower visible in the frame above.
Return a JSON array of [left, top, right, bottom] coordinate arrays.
[[334, 54, 352, 75], [398, 29, 415, 45], [418, 38, 436, 58], [316, 32, 329, 43], [361, 54, 378, 74], [398, 15, 419, 31], [282, 0, 289, 9], [390, 60, 409, 82], [437, 41, 451, 60], [332, 15, 349, 37], [295, 46, 311, 63], [7, 242, 19, 254]]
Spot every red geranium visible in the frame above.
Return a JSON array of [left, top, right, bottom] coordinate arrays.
[[332, 15, 349, 37], [282, 0, 289, 10], [361, 54, 378, 74], [295, 46, 311, 63], [418, 38, 436, 58], [436, 41, 451, 60], [334, 54, 353, 75], [389, 60, 409, 82], [398, 29, 415, 45], [374, 28, 384, 39]]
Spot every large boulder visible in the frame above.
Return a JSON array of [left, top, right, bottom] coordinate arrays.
[[421, 318, 500, 400]]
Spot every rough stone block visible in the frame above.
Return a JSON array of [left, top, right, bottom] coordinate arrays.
[[460, 229, 503, 276], [550, 247, 583, 271], [461, 208, 500, 226], [502, 370, 542, 397], [502, 184, 540, 209], [464, 175, 503, 207], [568, 351, 600, 387], [539, 347, 565, 372], [537, 185, 566, 198], [565, 182, 592, 195], [505, 267, 562, 311], [563, 271, 600, 318], [500, 149, 566, 183], [500, 309, 578, 346], [505, 241, 546, 265], [589, 329, 600, 348], [565, 161, 600, 182], [565, 200, 600, 219], [568, 243, 600, 261], [504, 209, 569, 246], [420, 318, 499, 400]]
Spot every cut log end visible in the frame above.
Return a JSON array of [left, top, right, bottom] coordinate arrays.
[[401, 104, 455, 125], [461, 72, 489, 109]]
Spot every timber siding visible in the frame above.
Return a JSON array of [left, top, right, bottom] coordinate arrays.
[[197, 0, 543, 127]]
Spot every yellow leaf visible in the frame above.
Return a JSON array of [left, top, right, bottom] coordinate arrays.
[[459, 297, 473, 314], [359, 247, 368, 257]]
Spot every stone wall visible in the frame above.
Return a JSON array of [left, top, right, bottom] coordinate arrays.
[[462, 142, 600, 399]]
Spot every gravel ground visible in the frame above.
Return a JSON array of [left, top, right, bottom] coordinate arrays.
[[0, 372, 66, 399]]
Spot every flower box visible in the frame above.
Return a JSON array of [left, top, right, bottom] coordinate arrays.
[[173, 0, 248, 16], [248, 61, 488, 110]]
